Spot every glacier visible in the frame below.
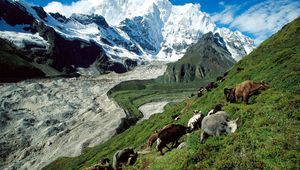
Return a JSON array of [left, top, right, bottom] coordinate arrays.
[[0, 62, 167, 170]]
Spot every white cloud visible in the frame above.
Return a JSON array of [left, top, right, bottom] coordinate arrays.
[[211, 5, 236, 25], [218, 1, 225, 6], [213, 0, 300, 45], [44, 0, 103, 17]]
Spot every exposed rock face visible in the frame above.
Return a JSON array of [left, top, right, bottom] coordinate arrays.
[[31, 21, 101, 70], [0, 0, 140, 82], [0, 38, 46, 82], [118, 4, 163, 55], [0, 0, 35, 26], [32, 6, 48, 21], [163, 32, 235, 83], [70, 13, 109, 28], [49, 12, 69, 23]]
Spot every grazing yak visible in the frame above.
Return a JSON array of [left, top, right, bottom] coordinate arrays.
[[197, 87, 206, 97], [187, 111, 204, 131], [216, 76, 225, 82], [156, 124, 188, 155], [206, 82, 218, 91], [200, 111, 239, 143], [112, 148, 138, 170], [224, 80, 269, 104], [147, 124, 173, 149], [147, 130, 158, 148], [207, 104, 223, 116]]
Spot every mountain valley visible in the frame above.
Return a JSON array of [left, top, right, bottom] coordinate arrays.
[[0, 0, 299, 170]]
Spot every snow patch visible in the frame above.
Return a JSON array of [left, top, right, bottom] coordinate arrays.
[[0, 31, 49, 49]]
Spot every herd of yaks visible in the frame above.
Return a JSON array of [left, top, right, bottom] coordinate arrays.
[[86, 72, 270, 170]]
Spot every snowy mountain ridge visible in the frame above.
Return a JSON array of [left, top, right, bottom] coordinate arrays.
[[0, 0, 254, 78], [45, 0, 255, 61]]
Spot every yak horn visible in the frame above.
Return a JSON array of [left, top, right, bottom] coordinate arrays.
[[233, 117, 239, 123]]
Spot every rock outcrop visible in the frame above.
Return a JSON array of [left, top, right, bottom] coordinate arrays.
[[0, 0, 139, 82], [163, 32, 235, 83]]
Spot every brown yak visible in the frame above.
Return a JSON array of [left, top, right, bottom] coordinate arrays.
[[145, 124, 173, 149], [156, 124, 188, 155], [147, 124, 177, 149], [205, 82, 218, 91], [233, 80, 269, 104]]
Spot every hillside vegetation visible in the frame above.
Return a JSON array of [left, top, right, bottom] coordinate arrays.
[[108, 79, 196, 118], [106, 79, 196, 134], [44, 17, 300, 170]]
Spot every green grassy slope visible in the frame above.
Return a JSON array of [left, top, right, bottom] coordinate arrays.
[[134, 16, 300, 170], [44, 17, 300, 170], [108, 79, 196, 119], [108, 79, 197, 134]]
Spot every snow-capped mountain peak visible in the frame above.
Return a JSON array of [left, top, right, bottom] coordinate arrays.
[[1, 0, 255, 77], [44, 0, 254, 61], [45, 0, 168, 26]]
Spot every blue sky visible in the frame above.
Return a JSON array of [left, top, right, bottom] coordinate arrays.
[[171, 0, 242, 13], [28, 0, 300, 45], [172, 0, 299, 43], [28, 0, 71, 6], [29, 0, 255, 14]]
